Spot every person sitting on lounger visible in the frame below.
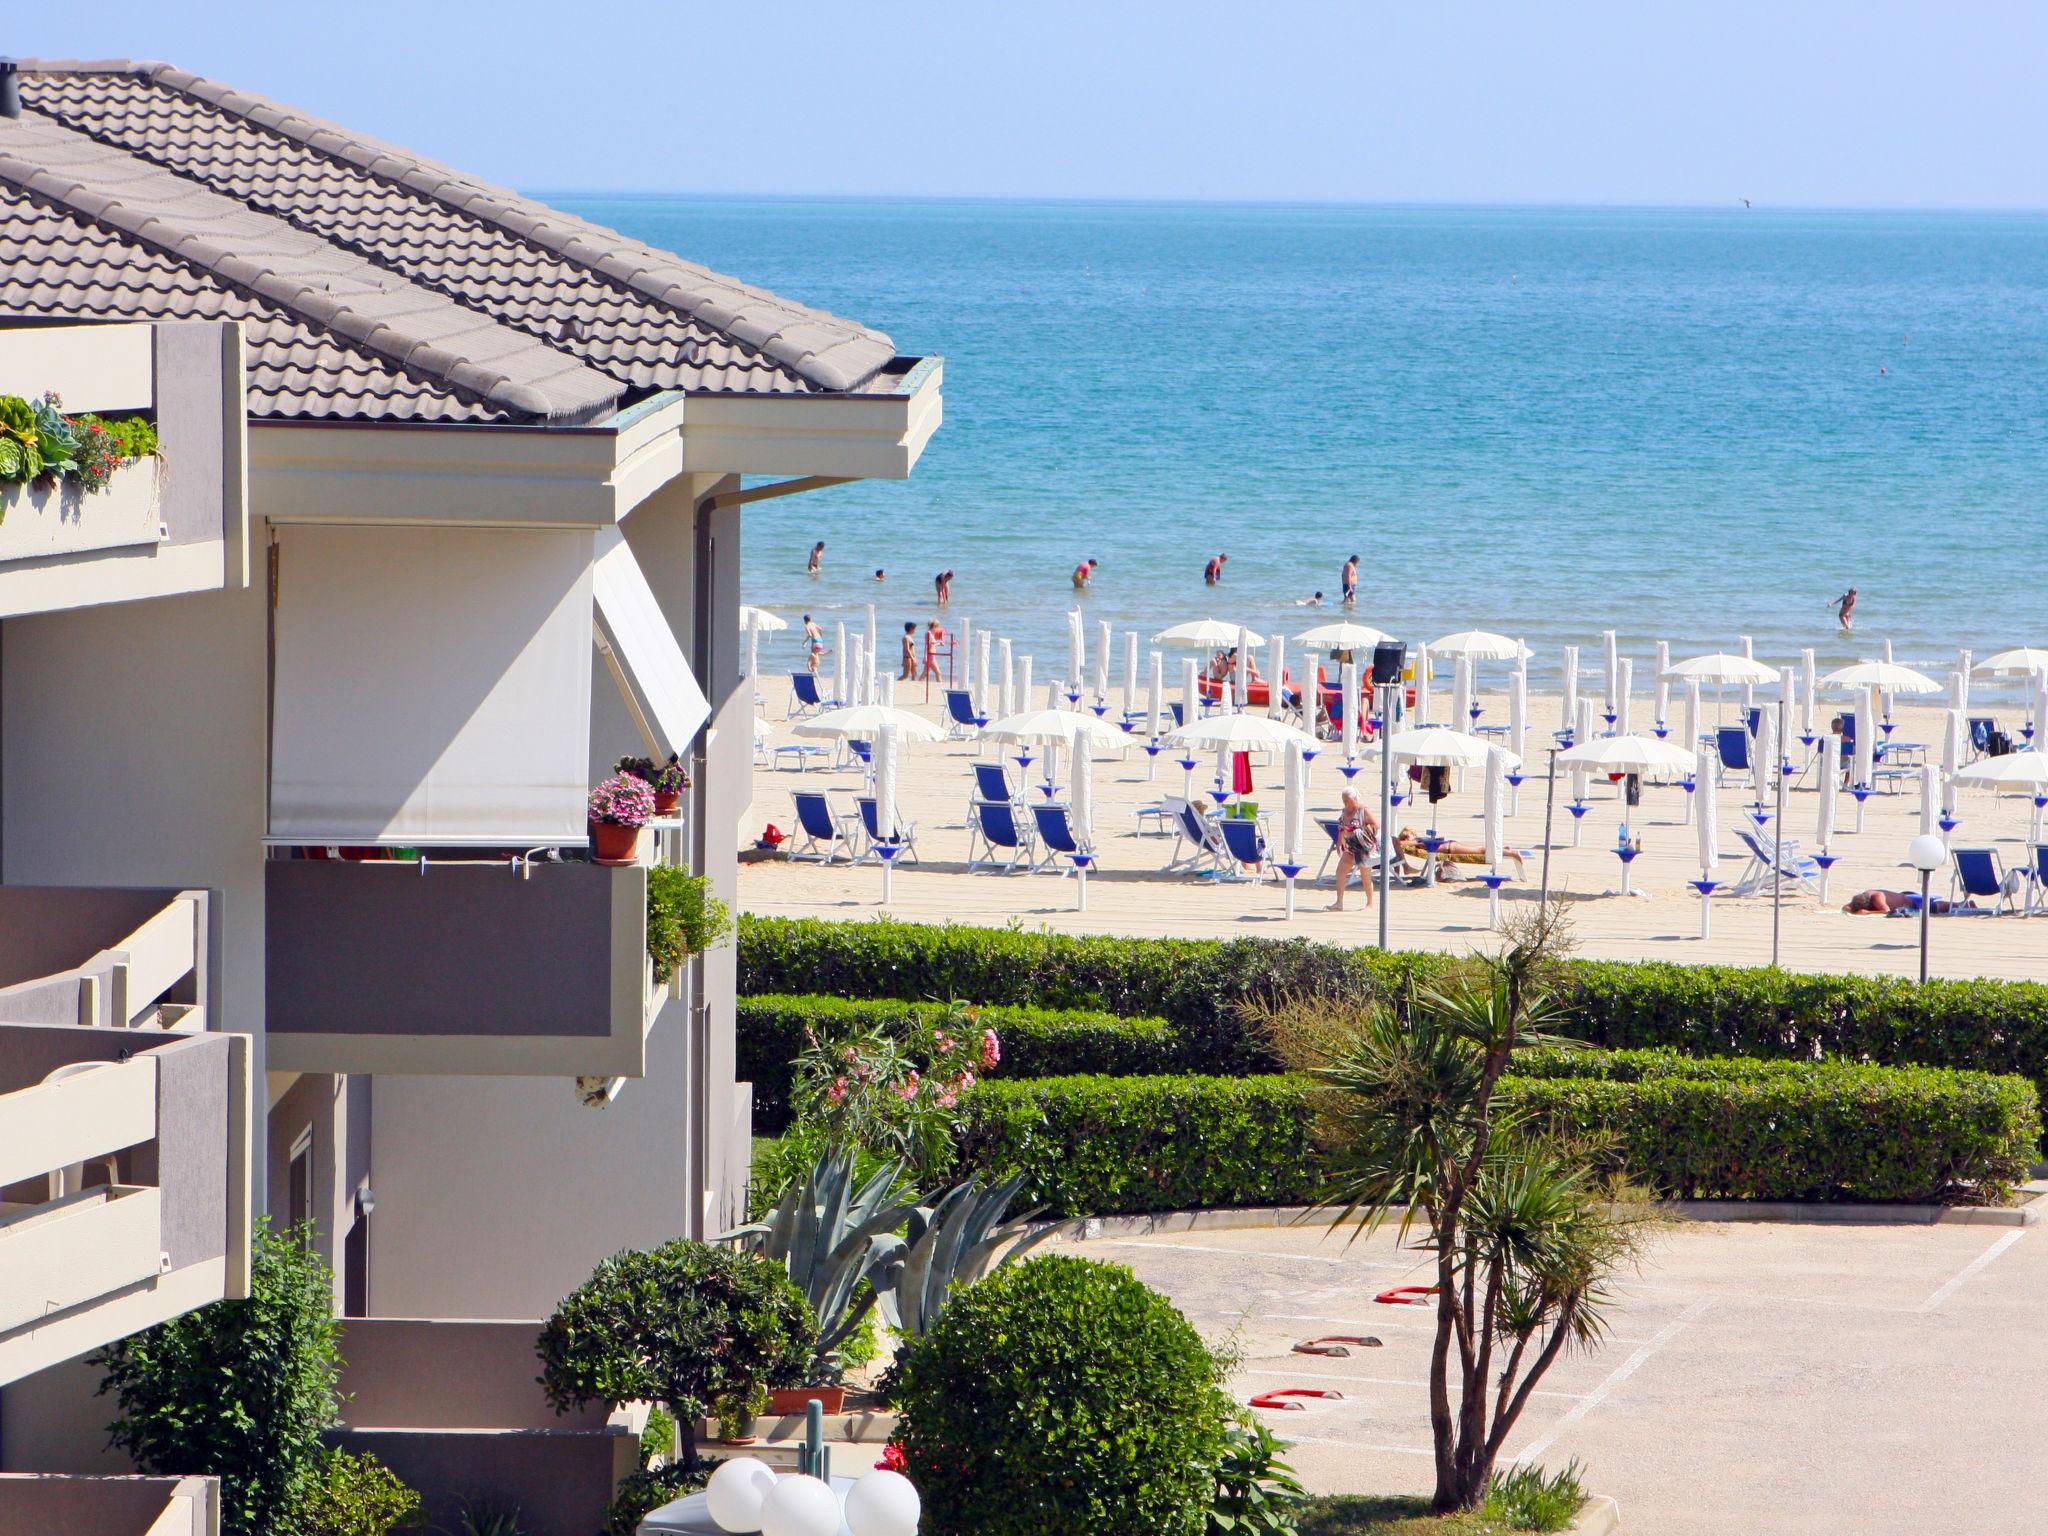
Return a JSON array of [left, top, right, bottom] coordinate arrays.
[[1394, 827, 1526, 877], [1843, 888, 1955, 916]]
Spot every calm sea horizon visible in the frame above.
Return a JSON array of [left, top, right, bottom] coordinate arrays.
[[557, 195, 2048, 697]]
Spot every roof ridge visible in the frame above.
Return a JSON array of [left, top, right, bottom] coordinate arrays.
[[126, 61, 897, 392], [0, 112, 622, 421]]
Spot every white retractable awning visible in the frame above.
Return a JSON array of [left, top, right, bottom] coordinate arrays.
[[591, 528, 710, 760], [268, 525, 596, 845]]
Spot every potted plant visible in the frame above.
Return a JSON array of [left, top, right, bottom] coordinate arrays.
[[712, 1382, 767, 1445], [616, 754, 690, 815], [588, 772, 655, 864]]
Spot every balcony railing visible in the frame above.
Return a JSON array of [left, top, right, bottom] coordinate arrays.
[[0, 887, 212, 1031], [0, 1025, 251, 1387], [0, 319, 248, 619], [0, 1474, 219, 1536], [264, 851, 670, 1079]]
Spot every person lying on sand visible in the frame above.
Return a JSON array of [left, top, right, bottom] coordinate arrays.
[[1843, 888, 1955, 916], [1394, 827, 1527, 877]]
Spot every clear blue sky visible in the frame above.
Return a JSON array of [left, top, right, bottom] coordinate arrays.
[[19, 2, 2048, 207]]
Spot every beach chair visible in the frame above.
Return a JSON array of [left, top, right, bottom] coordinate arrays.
[[1169, 701, 1186, 729], [966, 798, 1034, 872], [788, 671, 834, 719], [769, 742, 830, 772], [1215, 814, 1270, 882], [1313, 816, 1344, 880], [788, 789, 857, 862], [2027, 844, 2048, 917], [1163, 795, 1227, 873], [944, 689, 983, 740], [1950, 847, 2013, 914], [972, 761, 1015, 805], [1027, 802, 1094, 873], [1967, 716, 2000, 761], [1715, 726, 1753, 788], [1723, 826, 1821, 898], [854, 796, 919, 864]]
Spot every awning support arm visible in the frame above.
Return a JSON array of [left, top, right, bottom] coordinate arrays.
[[705, 476, 852, 512]]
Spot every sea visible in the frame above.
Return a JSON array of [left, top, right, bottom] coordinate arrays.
[[556, 196, 2048, 697]]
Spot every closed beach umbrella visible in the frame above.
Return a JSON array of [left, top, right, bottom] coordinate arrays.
[[1949, 665, 1969, 715], [1696, 743, 1719, 873], [1852, 687, 1875, 787], [1572, 699, 1596, 799], [1072, 731, 1093, 841], [1779, 667, 1798, 761], [1215, 740, 1231, 796], [1602, 630, 1619, 711], [1414, 642, 1432, 725], [1753, 700, 1777, 804], [1282, 742, 1305, 867], [976, 629, 992, 714], [1685, 678, 1702, 754], [1739, 635, 1755, 713], [1045, 678, 1062, 712], [1235, 626, 1252, 709], [1268, 634, 1286, 720], [2034, 670, 2048, 741], [1124, 631, 1139, 717], [1181, 658, 1199, 729], [1920, 762, 1939, 836], [1018, 655, 1034, 713], [847, 634, 866, 706], [746, 612, 762, 679], [1817, 734, 1840, 849], [1341, 659, 1360, 762], [880, 673, 896, 708], [1045, 735, 1062, 795], [1509, 655, 1528, 764], [1617, 658, 1634, 736], [1067, 610, 1084, 695], [1941, 709, 1962, 818], [835, 621, 849, 705], [1800, 648, 1818, 737], [1451, 657, 1472, 736], [866, 604, 877, 674], [1561, 646, 1579, 741], [1654, 640, 1671, 727], [874, 723, 899, 843], [999, 637, 1014, 716], [1146, 649, 1164, 736], [1096, 618, 1112, 701], [1484, 746, 1506, 871]]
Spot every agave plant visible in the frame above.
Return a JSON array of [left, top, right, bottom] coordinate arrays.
[[877, 1170, 1054, 1340], [717, 1146, 916, 1377]]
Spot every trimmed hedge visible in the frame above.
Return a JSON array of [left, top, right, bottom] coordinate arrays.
[[739, 916, 2048, 1105], [955, 1074, 1324, 1217], [737, 993, 1192, 1132]]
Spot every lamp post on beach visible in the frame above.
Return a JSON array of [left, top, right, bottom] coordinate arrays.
[[1372, 640, 1407, 950], [1906, 833, 1946, 983]]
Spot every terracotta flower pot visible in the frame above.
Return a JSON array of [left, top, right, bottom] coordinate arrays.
[[768, 1386, 845, 1415], [592, 821, 642, 864], [653, 789, 681, 814]]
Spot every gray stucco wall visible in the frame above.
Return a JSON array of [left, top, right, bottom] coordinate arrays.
[[151, 321, 237, 551], [0, 887, 181, 991]]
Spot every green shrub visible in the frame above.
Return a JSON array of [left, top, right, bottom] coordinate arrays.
[[647, 868, 733, 985], [956, 1074, 1323, 1216], [1501, 1052, 2040, 1203], [1483, 1460, 1587, 1533], [295, 1449, 421, 1536], [739, 916, 2048, 1111], [601, 1461, 718, 1536], [93, 1220, 341, 1536], [738, 992, 1190, 1130], [891, 1254, 1231, 1536], [537, 1241, 815, 1471]]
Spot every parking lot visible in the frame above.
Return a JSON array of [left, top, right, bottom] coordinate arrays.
[[1049, 1215, 2048, 1534]]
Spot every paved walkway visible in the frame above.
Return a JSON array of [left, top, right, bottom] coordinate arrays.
[[1045, 1218, 2048, 1534]]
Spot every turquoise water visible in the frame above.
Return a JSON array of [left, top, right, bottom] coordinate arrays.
[[560, 197, 2048, 694]]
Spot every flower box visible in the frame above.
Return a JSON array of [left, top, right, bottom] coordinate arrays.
[[0, 458, 160, 564]]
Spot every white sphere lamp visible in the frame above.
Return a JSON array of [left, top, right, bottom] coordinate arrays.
[[844, 1469, 922, 1536], [1906, 832, 1947, 872], [759, 1473, 843, 1536], [704, 1457, 778, 1532]]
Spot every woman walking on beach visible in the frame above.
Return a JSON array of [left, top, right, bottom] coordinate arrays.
[[1326, 787, 1380, 910], [921, 619, 946, 682], [808, 540, 825, 575], [803, 614, 825, 674]]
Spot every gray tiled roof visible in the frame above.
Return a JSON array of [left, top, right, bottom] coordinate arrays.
[[0, 58, 902, 422]]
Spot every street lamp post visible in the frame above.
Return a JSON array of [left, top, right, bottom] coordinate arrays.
[[1905, 832, 1947, 983]]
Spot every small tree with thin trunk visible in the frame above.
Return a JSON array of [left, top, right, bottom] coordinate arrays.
[[1258, 908, 1661, 1512]]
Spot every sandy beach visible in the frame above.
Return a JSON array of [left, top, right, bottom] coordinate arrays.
[[737, 674, 2047, 981]]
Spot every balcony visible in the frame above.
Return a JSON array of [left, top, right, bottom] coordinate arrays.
[[264, 854, 670, 1079], [329, 1318, 642, 1536], [0, 1023, 252, 1387], [0, 1474, 219, 1536], [0, 319, 248, 619], [0, 886, 212, 1031]]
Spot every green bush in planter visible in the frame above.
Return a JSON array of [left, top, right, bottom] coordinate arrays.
[[889, 1254, 1230, 1536], [647, 868, 733, 985]]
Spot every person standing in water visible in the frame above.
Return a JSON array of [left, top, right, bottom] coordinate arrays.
[[1072, 557, 1097, 590], [1341, 554, 1358, 604], [899, 621, 917, 680], [808, 540, 825, 575], [1204, 551, 1228, 586], [1832, 586, 1858, 631], [934, 569, 954, 605]]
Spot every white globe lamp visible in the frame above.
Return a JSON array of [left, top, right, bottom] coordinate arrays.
[[704, 1457, 777, 1532], [759, 1473, 843, 1536], [844, 1469, 922, 1536]]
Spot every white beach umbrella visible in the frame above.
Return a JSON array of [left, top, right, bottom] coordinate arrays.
[[1684, 678, 1702, 755], [1214, 739, 1230, 797], [793, 702, 945, 744], [1954, 748, 2048, 788], [1483, 746, 1508, 926], [1095, 618, 1112, 702], [1298, 620, 1391, 650], [1508, 654, 1528, 763], [834, 621, 848, 705], [1414, 641, 1432, 725], [1920, 762, 1939, 837], [847, 634, 866, 706], [1561, 645, 1580, 740], [1654, 640, 1671, 728], [1267, 633, 1286, 720], [1602, 629, 1619, 711], [1066, 610, 1084, 695], [1571, 699, 1595, 818], [998, 638, 1015, 716], [881, 673, 896, 708], [1817, 734, 1840, 849], [1941, 708, 1962, 819], [1778, 666, 1798, 760], [1340, 659, 1360, 762], [874, 722, 899, 844], [1800, 648, 1818, 737], [1153, 618, 1265, 648], [2035, 671, 2048, 743], [1430, 630, 1529, 662], [1181, 657, 1199, 732], [1948, 665, 1970, 715], [865, 603, 877, 674], [957, 617, 971, 691], [1282, 742, 1305, 867], [1166, 712, 1319, 752], [1753, 699, 1777, 806], [1738, 635, 1756, 714], [1695, 742, 1720, 936], [1617, 658, 1634, 737], [975, 629, 992, 714], [1123, 631, 1139, 717], [1145, 649, 1164, 736], [746, 614, 762, 679], [1234, 626, 1252, 710], [1044, 734, 1062, 796], [1017, 655, 1034, 715], [1554, 734, 1697, 778], [1072, 730, 1093, 839], [1977, 648, 2048, 677], [1666, 652, 1779, 686], [1045, 679, 1062, 712], [1820, 660, 1940, 695], [1376, 726, 1520, 771], [1852, 687, 1875, 789], [1451, 656, 1473, 736], [739, 605, 787, 633]]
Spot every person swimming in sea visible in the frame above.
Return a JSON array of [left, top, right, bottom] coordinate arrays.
[[1204, 551, 1228, 586], [808, 539, 825, 574], [874, 568, 886, 582], [1296, 591, 1325, 607], [1832, 586, 1857, 631]]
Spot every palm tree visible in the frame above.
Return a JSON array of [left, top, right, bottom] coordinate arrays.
[[1262, 910, 1661, 1512]]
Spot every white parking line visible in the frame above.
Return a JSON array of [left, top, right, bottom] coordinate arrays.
[[1282, 1433, 1435, 1456], [1243, 1366, 1585, 1400], [1250, 1310, 1654, 1345], [1920, 1229, 2026, 1312], [1509, 1296, 1715, 1463], [1097, 1238, 1419, 1269]]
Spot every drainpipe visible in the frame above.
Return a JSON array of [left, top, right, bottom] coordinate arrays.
[[0, 62, 20, 120]]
